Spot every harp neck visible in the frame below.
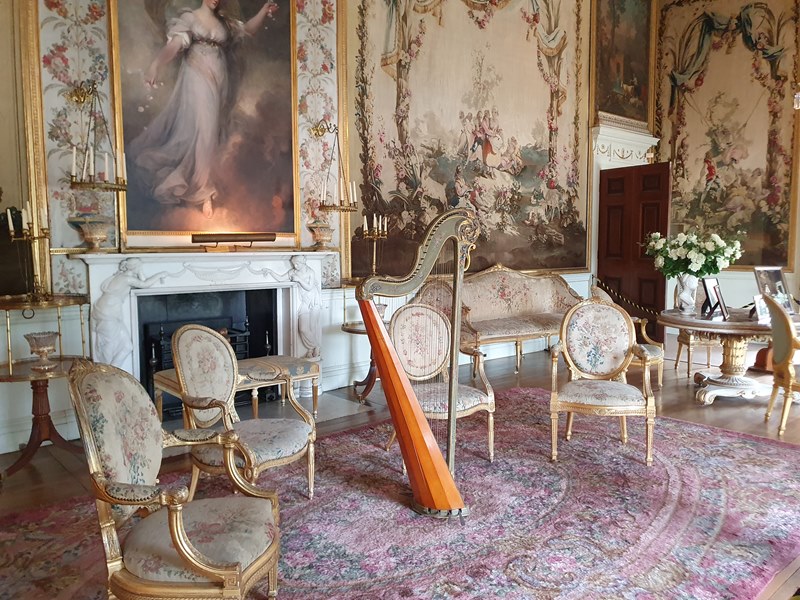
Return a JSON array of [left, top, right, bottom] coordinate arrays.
[[356, 208, 478, 300]]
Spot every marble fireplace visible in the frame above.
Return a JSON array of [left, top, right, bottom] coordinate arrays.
[[77, 251, 335, 395]]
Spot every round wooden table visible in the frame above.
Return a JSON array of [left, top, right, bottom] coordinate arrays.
[[341, 320, 388, 402], [658, 307, 792, 405]]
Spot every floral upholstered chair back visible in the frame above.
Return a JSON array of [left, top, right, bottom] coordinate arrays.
[[764, 295, 798, 372], [389, 303, 451, 382], [171, 324, 239, 428], [67, 360, 163, 524], [413, 279, 454, 319], [561, 298, 635, 380]]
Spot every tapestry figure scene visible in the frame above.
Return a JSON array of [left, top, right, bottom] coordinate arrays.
[[347, 0, 589, 276], [117, 0, 296, 234]]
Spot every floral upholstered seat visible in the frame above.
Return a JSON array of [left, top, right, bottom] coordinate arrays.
[[67, 359, 280, 600], [172, 324, 316, 500], [763, 295, 800, 436], [387, 303, 495, 461], [550, 298, 656, 466]]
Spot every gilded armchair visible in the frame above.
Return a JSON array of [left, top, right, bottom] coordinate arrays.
[[387, 303, 495, 461], [67, 359, 280, 600], [590, 285, 665, 387], [550, 298, 656, 466], [763, 295, 800, 436], [172, 324, 316, 500]]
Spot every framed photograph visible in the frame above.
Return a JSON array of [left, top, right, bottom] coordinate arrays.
[[701, 276, 719, 314], [110, 0, 299, 248], [754, 266, 794, 314], [753, 294, 770, 324], [343, 0, 590, 277], [715, 283, 729, 320], [591, 0, 656, 132]]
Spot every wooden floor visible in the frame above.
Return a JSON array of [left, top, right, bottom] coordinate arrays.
[[1, 335, 799, 597]]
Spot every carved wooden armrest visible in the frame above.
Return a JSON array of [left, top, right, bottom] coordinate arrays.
[[631, 344, 652, 365], [181, 394, 228, 413], [91, 473, 189, 507], [162, 428, 239, 449], [633, 318, 663, 349], [632, 344, 654, 396], [549, 340, 562, 359], [549, 340, 562, 392]]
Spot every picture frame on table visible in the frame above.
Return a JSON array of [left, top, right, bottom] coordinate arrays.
[[754, 266, 794, 314], [702, 277, 729, 320], [753, 294, 770, 324]]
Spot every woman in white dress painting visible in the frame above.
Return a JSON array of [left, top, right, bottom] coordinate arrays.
[[131, 0, 278, 219]]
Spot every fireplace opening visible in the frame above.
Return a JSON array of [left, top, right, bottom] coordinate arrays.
[[137, 289, 278, 420]]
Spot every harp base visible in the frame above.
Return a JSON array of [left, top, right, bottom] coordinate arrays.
[[412, 501, 470, 520]]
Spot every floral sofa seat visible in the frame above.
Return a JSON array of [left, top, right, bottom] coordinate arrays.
[[415, 264, 582, 373]]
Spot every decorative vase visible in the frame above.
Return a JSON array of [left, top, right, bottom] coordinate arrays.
[[675, 273, 699, 315], [307, 220, 333, 250], [24, 331, 59, 371], [78, 221, 109, 250]]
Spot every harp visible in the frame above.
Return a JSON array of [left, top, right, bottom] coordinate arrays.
[[356, 208, 479, 518]]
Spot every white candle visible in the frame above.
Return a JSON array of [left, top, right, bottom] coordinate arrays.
[[382, 215, 387, 233], [104, 152, 109, 182], [373, 214, 378, 231], [339, 178, 346, 206], [81, 148, 89, 181], [349, 181, 357, 205], [21, 208, 28, 228], [89, 150, 95, 177], [71, 146, 77, 177], [6, 208, 14, 235], [121, 153, 127, 180], [363, 215, 368, 232], [321, 179, 327, 204]]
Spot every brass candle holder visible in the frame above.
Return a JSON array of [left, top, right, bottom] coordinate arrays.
[[362, 221, 388, 276], [310, 120, 358, 213]]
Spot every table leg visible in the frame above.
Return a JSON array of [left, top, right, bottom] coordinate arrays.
[[3, 379, 82, 479], [354, 351, 379, 403], [693, 335, 770, 405]]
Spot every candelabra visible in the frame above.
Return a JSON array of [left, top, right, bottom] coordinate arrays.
[[5, 207, 52, 301], [362, 216, 388, 276], [310, 120, 357, 213], [66, 80, 127, 192]]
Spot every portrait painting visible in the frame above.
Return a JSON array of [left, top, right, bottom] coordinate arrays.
[[113, 0, 297, 239], [344, 0, 590, 277], [593, 0, 654, 126], [656, 0, 799, 267]]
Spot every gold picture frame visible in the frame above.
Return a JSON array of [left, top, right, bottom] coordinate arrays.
[[590, 0, 657, 133], [108, 0, 301, 250]]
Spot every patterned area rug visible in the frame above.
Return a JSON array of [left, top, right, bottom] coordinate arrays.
[[3, 387, 800, 599]]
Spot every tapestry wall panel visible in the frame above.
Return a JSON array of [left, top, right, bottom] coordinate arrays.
[[345, 0, 590, 277], [655, 0, 799, 267]]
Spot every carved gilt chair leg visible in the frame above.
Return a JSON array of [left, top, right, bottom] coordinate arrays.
[[619, 416, 628, 444], [765, 385, 780, 421], [674, 343, 684, 371], [550, 412, 559, 461], [565, 412, 574, 440], [312, 378, 319, 418], [645, 416, 654, 466], [487, 412, 495, 463], [657, 362, 663, 388], [187, 464, 201, 502], [778, 387, 794, 436], [307, 441, 315, 499], [268, 559, 278, 598], [251, 388, 259, 419], [154, 390, 163, 422], [686, 344, 694, 378]]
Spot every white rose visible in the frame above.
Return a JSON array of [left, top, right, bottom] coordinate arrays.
[[676, 247, 687, 258], [655, 238, 665, 250], [655, 256, 664, 268], [716, 257, 729, 270], [668, 249, 679, 259], [710, 233, 723, 246], [676, 233, 687, 244], [705, 241, 715, 251]]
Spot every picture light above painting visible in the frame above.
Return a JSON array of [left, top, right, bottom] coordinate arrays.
[[111, 0, 300, 249]]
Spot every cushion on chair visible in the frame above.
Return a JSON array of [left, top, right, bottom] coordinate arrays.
[[470, 314, 563, 339], [564, 303, 631, 376], [641, 343, 664, 360], [416, 383, 493, 415], [191, 418, 312, 467], [123, 496, 277, 583], [557, 380, 646, 407], [78, 370, 163, 523]]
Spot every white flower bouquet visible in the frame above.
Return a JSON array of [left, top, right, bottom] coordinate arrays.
[[644, 231, 743, 278]]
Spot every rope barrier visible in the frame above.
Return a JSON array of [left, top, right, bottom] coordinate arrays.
[[592, 276, 661, 318]]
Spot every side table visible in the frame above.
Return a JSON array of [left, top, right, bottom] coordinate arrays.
[[0, 357, 83, 479], [341, 320, 387, 402]]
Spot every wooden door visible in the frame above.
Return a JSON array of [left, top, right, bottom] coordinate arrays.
[[597, 162, 671, 341]]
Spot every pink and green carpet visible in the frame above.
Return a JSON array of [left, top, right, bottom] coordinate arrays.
[[3, 387, 800, 599]]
